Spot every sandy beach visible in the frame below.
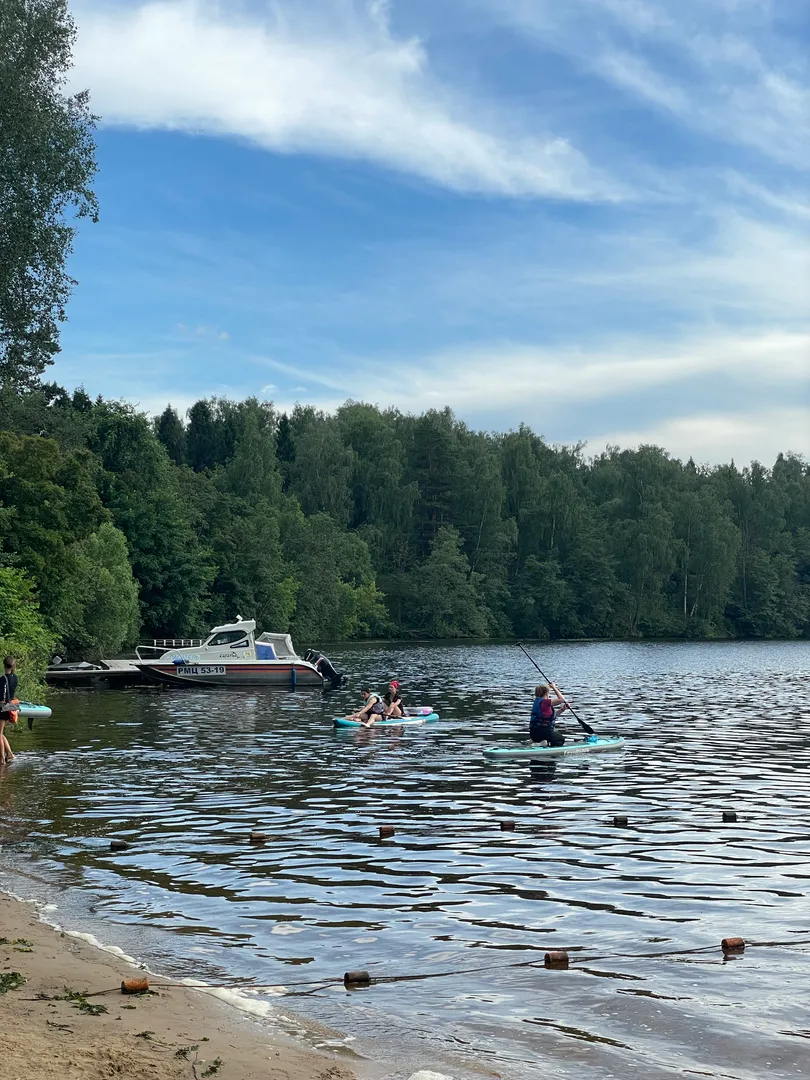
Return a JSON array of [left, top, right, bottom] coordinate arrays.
[[0, 893, 359, 1080]]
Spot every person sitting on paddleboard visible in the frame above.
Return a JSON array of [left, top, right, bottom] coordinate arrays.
[[530, 683, 568, 747], [383, 680, 404, 719], [347, 687, 387, 727]]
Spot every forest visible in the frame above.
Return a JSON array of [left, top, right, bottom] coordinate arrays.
[[1, 385, 809, 685], [1, 1, 809, 692]]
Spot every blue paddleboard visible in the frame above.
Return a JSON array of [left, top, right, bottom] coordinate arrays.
[[334, 712, 439, 728], [10, 702, 52, 719], [483, 736, 625, 761]]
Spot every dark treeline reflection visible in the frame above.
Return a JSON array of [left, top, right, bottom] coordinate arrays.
[[2, 388, 808, 661]]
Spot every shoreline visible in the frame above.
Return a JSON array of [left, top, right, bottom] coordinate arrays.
[[0, 890, 368, 1080]]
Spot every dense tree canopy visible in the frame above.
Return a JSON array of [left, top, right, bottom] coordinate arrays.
[[0, 386, 808, 676], [0, 0, 97, 386]]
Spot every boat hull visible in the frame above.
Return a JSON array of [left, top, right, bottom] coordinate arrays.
[[483, 736, 625, 761], [136, 662, 325, 688]]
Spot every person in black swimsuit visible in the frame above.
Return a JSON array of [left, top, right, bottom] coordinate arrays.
[[383, 680, 404, 718], [1, 657, 19, 765]]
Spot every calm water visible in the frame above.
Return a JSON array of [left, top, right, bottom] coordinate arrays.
[[2, 641, 810, 1080]]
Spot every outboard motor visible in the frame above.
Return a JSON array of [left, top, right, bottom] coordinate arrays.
[[303, 649, 347, 689]]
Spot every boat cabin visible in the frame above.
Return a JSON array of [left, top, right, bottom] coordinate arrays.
[[170, 618, 300, 663]]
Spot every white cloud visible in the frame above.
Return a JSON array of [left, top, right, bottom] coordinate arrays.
[[478, 0, 810, 170], [70, 0, 618, 199], [341, 329, 810, 416], [588, 407, 810, 465]]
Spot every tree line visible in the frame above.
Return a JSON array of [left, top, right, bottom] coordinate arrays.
[[1, 386, 808, 690]]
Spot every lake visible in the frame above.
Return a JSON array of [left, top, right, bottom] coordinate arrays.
[[2, 640, 810, 1080]]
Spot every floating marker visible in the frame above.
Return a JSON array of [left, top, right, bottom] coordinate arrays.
[[613, 815, 628, 827], [250, 832, 267, 845], [722, 811, 737, 822], [121, 977, 149, 994], [379, 825, 395, 839], [344, 970, 371, 988], [500, 820, 516, 831], [544, 951, 569, 969], [722, 936, 745, 953], [110, 839, 129, 851]]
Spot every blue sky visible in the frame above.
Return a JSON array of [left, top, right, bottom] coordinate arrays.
[[55, 0, 809, 464]]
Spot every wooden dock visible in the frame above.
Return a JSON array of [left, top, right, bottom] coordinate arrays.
[[45, 658, 144, 687]]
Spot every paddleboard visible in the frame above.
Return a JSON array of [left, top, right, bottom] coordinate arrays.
[[9, 702, 52, 720], [334, 712, 439, 728], [483, 736, 625, 761]]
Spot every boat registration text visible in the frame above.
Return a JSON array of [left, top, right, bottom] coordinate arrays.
[[175, 665, 227, 676]]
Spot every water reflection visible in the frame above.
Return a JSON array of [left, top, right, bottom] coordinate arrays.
[[1, 640, 810, 1079]]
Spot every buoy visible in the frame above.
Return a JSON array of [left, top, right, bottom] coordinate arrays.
[[500, 820, 516, 831], [344, 970, 371, 988], [613, 815, 628, 827], [722, 811, 737, 822], [544, 951, 569, 969], [250, 832, 267, 845], [110, 839, 129, 851], [722, 936, 745, 952], [379, 825, 395, 839], [121, 977, 150, 994]]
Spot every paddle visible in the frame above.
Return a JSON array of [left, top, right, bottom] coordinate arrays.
[[517, 642, 596, 736]]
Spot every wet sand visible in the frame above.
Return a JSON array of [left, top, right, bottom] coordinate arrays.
[[0, 893, 357, 1080]]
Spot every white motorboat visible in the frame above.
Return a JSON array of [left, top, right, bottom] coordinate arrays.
[[134, 617, 345, 689]]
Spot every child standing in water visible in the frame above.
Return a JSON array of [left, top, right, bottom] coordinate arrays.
[[530, 682, 568, 747], [1, 657, 19, 764]]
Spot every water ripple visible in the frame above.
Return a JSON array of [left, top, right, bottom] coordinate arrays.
[[2, 640, 810, 1080]]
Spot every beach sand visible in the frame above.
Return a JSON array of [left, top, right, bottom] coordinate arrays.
[[0, 893, 359, 1080]]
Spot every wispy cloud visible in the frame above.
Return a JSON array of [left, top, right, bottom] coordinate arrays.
[[479, 0, 810, 170], [70, 0, 620, 199], [589, 407, 810, 466], [333, 328, 810, 414]]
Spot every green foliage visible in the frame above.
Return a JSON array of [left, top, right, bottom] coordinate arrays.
[[154, 405, 186, 466], [0, 384, 808, 655], [286, 406, 355, 523], [0, 0, 98, 386], [403, 526, 489, 638], [0, 567, 54, 694], [0, 972, 25, 994], [88, 401, 213, 636], [54, 522, 140, 658], [282, 508, 387, 640], [55, 987, 107, 1015], [0, 430, 105, 616]]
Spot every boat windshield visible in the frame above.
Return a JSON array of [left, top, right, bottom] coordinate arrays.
[[205, 630, 250, 647]]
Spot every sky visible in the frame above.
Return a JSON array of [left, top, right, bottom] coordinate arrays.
[[53, 0, 810, 465]]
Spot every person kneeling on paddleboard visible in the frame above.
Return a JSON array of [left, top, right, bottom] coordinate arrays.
[[347, 687, 387, 727], [530, 683, 568, 747]]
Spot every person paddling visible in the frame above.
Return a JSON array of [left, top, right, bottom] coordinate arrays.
[[346, 687, 387, 727], [530, 682, 569, 747]]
